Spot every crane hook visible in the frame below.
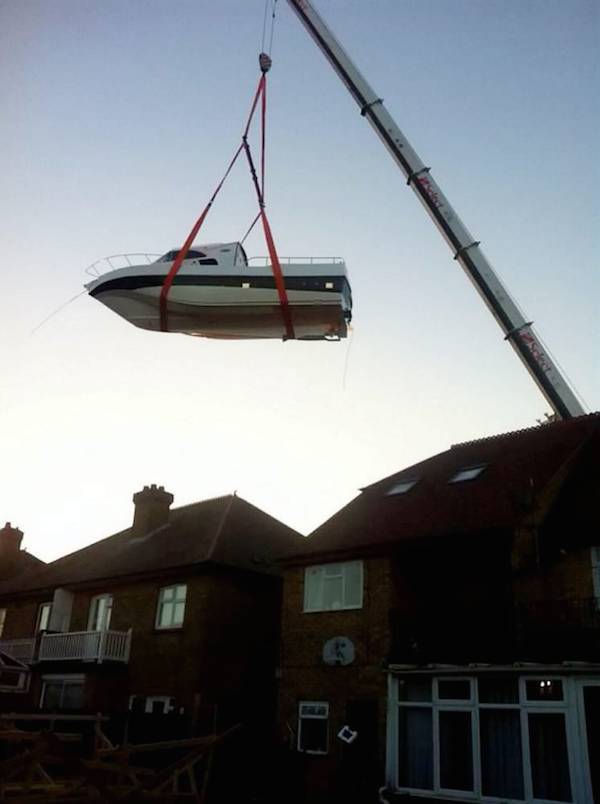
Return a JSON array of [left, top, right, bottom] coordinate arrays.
[[259, 52, 272, 73]]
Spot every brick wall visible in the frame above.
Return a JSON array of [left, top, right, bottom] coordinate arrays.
[[278, 558, 392, 800], [0, 566, 283, 729]]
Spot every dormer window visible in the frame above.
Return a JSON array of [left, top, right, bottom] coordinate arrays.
[[386, 478, 418, 496], [449, 464, 487, 483]]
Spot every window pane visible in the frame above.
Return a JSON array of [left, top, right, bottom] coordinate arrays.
[[42, 682, 62, 710], [323, 575, 344, 610], [38, 603, 51, 631], [478, 677, 518, 704], [173, 602, 185, 625], [438, 679, 471, 700], [300, 718, 327, 753], [398, 707, 433, 789], [528, 713, 572, 801], [344, 562, 362, 607], [526, 679, 564, 702], [324, 563, 342, 578], [162, 587, 175, 602], [176, 585, 187, 601], [439, 711, 473, 791], [62, 682, 84, 710], [398, 679, 432, 702], [305, 568, 323, 610], [480, 709, 524, 799], [160, 602, 174, 627]]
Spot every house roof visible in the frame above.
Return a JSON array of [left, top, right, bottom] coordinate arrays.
[[0, 494, 302, 597], [287, 413, 600, 562]]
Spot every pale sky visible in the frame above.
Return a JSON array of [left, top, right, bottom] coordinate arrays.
[[2, 0, 598, 562]]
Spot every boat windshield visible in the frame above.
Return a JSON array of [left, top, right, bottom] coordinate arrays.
[[234, 243, 248, 267], [157, 249, 207, 262]]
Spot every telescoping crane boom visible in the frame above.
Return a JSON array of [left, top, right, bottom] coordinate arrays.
[[286, 0, 584, 421]]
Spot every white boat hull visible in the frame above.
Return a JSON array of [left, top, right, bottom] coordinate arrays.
[[92, 285, 349, 340]]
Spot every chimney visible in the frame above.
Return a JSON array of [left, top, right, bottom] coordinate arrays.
[[0, 522, 24, 579], [131, 485, 174, 538]]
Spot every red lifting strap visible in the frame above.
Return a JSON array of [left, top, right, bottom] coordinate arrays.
[[160, 66, 295, 340]]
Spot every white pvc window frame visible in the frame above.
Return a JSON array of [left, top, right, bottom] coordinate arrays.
[[87, 593, 113, 632], [389, 673, 588, 804], [144, 695, 175, 714], [297, 701, 329, 755], [303, 561, 363, 612], [155, 584, 187, 629], [36, 601, 53, 632]]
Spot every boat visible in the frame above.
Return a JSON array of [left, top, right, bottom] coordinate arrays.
[[85, 242, 352, 341]]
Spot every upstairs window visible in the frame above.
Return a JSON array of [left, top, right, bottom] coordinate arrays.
[[304, 561, 363, 612], [386, 478, 419, 495], [87, 594, 113, 632], [36, 602, 53, 632], [0, 608, 6, 638], [156, 584, 187, 629], [448, 464, 487, 483]]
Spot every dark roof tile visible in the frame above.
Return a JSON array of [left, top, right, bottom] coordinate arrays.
[[287, 413, 600, 561]]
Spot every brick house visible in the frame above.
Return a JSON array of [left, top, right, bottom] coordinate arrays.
[[0, 485, 301, 741], [278, 413, 600, 804]]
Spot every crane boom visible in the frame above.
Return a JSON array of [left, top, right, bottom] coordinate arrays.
[[287, 0, 584, 420]]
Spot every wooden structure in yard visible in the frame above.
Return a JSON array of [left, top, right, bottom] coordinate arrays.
[[0, 713, 240, 801]]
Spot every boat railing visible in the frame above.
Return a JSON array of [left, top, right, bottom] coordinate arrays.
[[85, 253, 162, 278], [247, 256, 344, 267]]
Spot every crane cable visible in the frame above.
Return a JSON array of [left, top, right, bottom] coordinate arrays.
[[160, 43, 294, 339]]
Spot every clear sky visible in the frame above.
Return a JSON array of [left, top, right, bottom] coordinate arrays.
[[1, 0, 598, 562]]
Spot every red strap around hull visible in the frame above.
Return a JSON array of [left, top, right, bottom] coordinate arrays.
[[160, 67, 295, 340]]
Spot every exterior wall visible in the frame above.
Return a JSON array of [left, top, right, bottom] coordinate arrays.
[[0, 567, 283, 733], [1, 596, 49, 639], [278, 557, 393, 801]]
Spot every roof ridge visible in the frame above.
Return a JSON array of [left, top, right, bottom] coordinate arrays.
[[450, 412, 599, 450]]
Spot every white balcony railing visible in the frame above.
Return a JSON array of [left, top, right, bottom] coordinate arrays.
[[0, 638, 37, 663], [38, 629, 131, 664]]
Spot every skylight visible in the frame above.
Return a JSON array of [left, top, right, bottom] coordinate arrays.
[[448, 464, 487, 483], [386, 478, 418, 496]]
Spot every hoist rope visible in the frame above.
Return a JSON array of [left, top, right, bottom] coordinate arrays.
[[159, 54, 295, 339]]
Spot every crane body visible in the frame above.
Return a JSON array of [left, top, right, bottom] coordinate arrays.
[[287, 0, 584, 420]]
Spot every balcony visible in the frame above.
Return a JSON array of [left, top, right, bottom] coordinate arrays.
[[0, 629, 132, 665], [0, 638, 37, 663]]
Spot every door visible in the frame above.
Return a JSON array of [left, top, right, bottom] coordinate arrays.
[[341, 700, 380, 803]]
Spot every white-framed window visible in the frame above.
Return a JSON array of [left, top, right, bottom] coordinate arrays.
[[155, 584, 187, 629], [36, 601, 52, 632], [144, 695, 175, 714], [391, 674, 578, 803], [298, 701, 329, 754], [303, 561, 363, 612], [0, 608, 6, 638], [40, 674, 85, 711], [87, 594, 113, 631]]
